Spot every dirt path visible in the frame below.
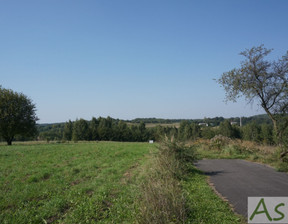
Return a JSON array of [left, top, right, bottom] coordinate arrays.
[[195, 159, 288, 217]]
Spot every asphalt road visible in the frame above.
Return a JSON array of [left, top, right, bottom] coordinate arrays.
[[194, 159, 288, 217]]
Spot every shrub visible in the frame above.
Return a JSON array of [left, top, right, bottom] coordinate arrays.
[[210, 135, 231, 150]]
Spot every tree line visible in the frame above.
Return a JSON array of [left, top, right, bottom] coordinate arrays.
[[129, 115, 272, 127], [176, 120, 276, 144], [36, 116, 278, 145], [39, 117, 153, 142]]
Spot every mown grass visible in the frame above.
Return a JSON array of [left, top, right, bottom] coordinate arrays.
[[0, 142, 155, 223]]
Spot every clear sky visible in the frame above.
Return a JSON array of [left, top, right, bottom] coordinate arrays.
[[1, 0, 288, 123]]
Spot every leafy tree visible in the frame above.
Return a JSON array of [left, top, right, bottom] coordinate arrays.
[[98, 117, 113, 140], [90, 117, 99, 140], [218, 120, 233, 138], [178, 121, 190, 140], [201, 127, 216, 139], [217, 45, 288, 156], [138, 121, 147, 141], [242, 122, 261, 142], [63, 120, 73, 141], [191, 123, 201, 140], [116, 120, 129, 141], [260, 123, 274, 145], [0, 87, 38, 145], [72, 119, 90, 142]]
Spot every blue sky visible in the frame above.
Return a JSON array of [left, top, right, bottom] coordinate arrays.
[[1, 0, 288, 123]]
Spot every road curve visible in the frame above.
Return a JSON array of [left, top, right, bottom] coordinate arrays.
[[194, 159, 288, 217]]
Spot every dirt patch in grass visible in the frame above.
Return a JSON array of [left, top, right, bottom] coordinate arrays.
[[121, 162, 140, 184], [70, 179, 81, 186], [85, 189, 94, 197]]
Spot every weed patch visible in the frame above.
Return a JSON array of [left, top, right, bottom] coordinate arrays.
[[137, 139, 197, 224], [195, 139, 288, 171]]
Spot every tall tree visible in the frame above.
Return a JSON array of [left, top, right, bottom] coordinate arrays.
[[219, 120, 235, 138], [90, 117, 99, 140], [98, 117, 113, 140], [217, 45, 288, 156], [242, 122, 261, 142], [0, 87, 38, 145], [138, 121, 147, 141], [72, 119, 90, 142], [63, 120, 73, 141]]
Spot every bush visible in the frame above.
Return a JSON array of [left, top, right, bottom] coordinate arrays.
[[210, 135, 231, 150], [159, 139, 198, 176]]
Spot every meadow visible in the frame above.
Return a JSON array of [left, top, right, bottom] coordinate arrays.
[[0, 142, 155, 223], [0, 141, 245, 223]]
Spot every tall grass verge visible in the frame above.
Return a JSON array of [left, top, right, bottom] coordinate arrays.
[[194, 137, 288, 172], [137, 138, 197, 224]]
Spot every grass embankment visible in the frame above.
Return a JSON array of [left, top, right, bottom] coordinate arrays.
[[1, 141, 246, 223]]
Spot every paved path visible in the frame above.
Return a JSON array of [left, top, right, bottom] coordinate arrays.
[[194, 159, 288, 217]]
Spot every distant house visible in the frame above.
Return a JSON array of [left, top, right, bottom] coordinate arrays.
[[198, 123, 208, 127], [230, 121, 238, 126]]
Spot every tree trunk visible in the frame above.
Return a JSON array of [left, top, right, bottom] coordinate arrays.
[[6, 137, 13, 146], [264, 109, 280, 144]]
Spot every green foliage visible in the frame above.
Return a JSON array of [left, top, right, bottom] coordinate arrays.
[[178, 120, 201, 141], [201, 126, 216, 139], [219, 120, 234, 138], [242, 121, 261, 142], [34, 114, 280, 146], [260, 123, 274, 144], [72, 119, 90, 142], [218, 120, 241, 139], [161, 139, 198, 176], [217, 45, 288, 152], [241, 122, 275, 144], [63, 120, 73, 141], [0, 87, 38, 145], [210, 135, 231, 150]]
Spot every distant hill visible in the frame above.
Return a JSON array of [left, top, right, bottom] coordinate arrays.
[[128, 114, 271, 126]]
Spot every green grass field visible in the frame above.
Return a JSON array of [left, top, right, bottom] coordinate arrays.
[[0, 141, 244, 224], [0, 142, 155, 223]]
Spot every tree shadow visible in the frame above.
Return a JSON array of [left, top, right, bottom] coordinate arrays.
[[202, 170, 225, 176]]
